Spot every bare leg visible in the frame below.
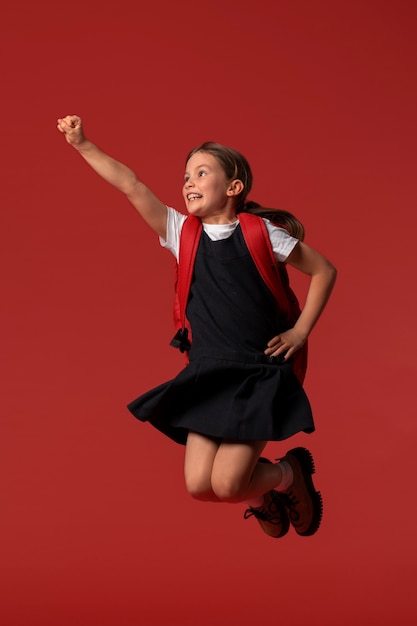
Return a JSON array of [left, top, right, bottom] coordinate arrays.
[[184, 431, 221, 502], [185, 433, 284, 504], [211, 440, 283, 503]]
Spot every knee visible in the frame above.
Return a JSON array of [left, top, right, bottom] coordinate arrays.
[[185, 474, 216, 502], [211, 474, 246, 503]]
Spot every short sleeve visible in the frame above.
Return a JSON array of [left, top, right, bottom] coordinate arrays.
[[159, 206, 187, 261], [264, 218, 299, 262]]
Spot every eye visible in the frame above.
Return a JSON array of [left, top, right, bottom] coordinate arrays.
[[198, 170, 207, 177]]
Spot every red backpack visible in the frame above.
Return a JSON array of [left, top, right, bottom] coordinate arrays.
[[170, 212, 308, 384]]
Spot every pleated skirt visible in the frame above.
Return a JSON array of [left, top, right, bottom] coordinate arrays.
[[127, 352, 314, 445]]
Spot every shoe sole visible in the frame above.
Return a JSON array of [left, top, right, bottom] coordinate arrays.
[[285, 447, 323, 537]]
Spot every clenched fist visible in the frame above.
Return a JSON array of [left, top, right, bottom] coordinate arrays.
[[57, 115, 86, 147]]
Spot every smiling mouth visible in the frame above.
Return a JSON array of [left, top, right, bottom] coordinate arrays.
[[187, 194, 202, 201]]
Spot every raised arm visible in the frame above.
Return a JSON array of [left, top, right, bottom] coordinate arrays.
[[57, 115, 167, 238], [265, 241, 337, 359]]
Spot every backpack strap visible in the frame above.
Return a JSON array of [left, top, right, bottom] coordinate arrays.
[[238, 212, 292, 320], [170, 215, 201, 353], [238, 212, 307, 384]]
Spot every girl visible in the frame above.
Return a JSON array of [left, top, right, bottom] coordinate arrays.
[[57, 115, 337, 539]]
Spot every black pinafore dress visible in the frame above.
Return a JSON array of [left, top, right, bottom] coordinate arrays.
[[127, 225, 314, 445]]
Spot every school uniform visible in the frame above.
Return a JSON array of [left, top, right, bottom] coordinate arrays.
[[127, 207, 314, 445]]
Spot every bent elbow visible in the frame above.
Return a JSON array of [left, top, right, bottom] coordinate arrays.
[[327, 262, 338, 288]]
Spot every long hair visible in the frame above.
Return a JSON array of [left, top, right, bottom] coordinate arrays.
[[186, 142, 305, 241], [242, 201, 305, 241]]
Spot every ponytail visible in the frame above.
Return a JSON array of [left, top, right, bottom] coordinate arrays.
[[240, 201, 305, 241]]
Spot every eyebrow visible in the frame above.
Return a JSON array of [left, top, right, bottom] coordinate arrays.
[[184, 163, 212, 175]]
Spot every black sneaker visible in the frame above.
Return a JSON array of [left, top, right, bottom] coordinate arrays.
[[244, 490, 290, 538]]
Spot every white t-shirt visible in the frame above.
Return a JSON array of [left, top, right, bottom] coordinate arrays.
[[160, 206, 298, 263]]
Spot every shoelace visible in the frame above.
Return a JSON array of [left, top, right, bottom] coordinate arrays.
[[279, 491, 301, 522], [243, 493, 285, 525]]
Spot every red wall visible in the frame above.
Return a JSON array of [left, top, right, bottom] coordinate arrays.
[[2, 1, 416, 624]]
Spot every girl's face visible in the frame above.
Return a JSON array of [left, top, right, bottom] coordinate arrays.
[[183, 151, 241, 223]]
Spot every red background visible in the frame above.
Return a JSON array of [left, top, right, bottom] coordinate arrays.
[[1, 1, 416, 624]]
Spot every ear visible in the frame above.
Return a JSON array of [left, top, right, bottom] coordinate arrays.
[[227, 179, 244, 196]]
